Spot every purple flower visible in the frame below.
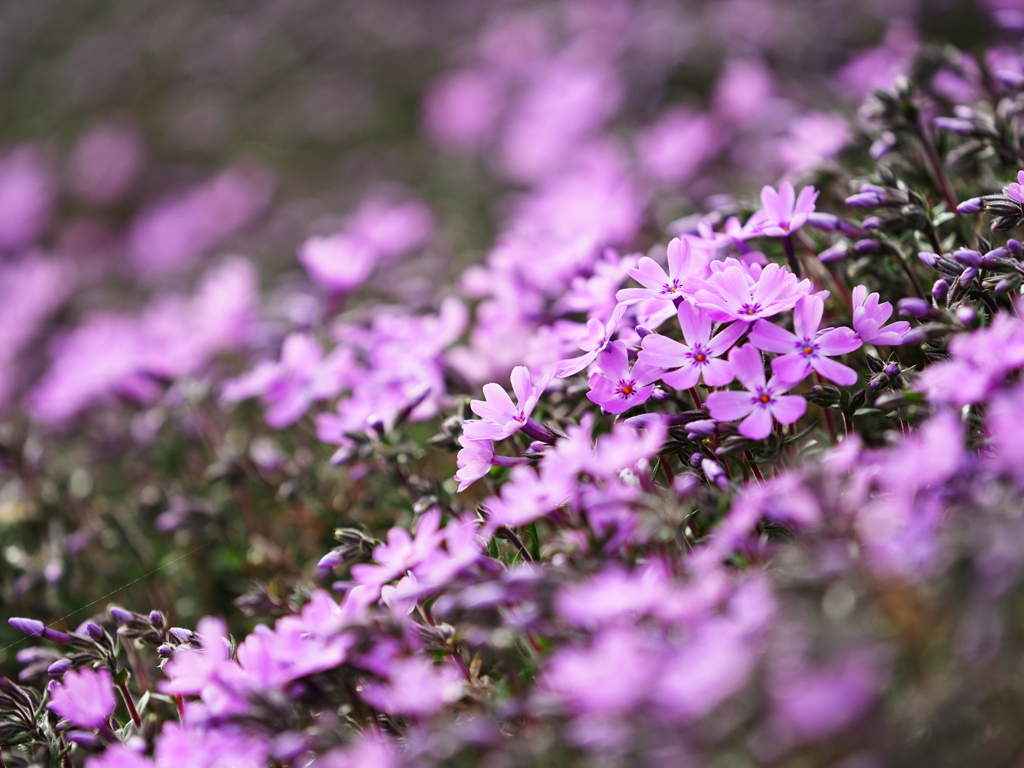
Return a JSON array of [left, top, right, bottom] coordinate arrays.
[[770, 648, 887, 741], [586, 340, 656, 415], [653, 618, 757, 722], [298, 233, 377, 294], [615, 236, 705, 305], [453, 436, 495, 491], [554, 302, 628, 378], [637, 108, 722, 184], [453, 437, 529, 492], [8, 618, 70, 644], [47, 667, 116, 730], [706, 344, 806, 440], [222, 333, 351, 428], [150, 723, 269, 768], [542, 627, 657, 716], [1005, 170, 1024, 204], [851, 285, 910, 345], [235, 620, 351, 690], [484, 464, 574, 529], [86, 744, 151, 768], [413, 514, 484, 591], [694, 262, 813, 324], [350, 509, 444, 589], [747, 181, 819, 237], [637, 302, 745, 390], [359, 657, 464, 718], [462, 366, 550, 441], [749, 295, 861, 386], [345, 197, 434, 260], [159, 617, 233, 698]]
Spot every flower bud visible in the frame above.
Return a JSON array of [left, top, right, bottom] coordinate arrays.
[[861, 216, 882, 230], [47, 659, 73, 677], [957, 197, 985, 214], [807, 212, 839, 231], [854, 239, 880, 254], [1008, 239, 1023, 257], [953, 249, 982, 267], [898, 297, 935, 318], [982, 247, 1008, 266], [169, 627, 194, 643], [883, 363, 900, 376], [836, 220, 864, 238], [917, 251, 941, 268], [701, 459, 728, 488], [149, 611, 165, 629], [956, 305, 977, 325], [900, 328, 928, 344], [317, 550, 344, 570], [995, 275, 1022, 293], [83, 622, 105, 642], [66, 732, 101, 748], [818, 242, 849, 263], [932, 279, 949, 304], [933, 116, 976, 134], [109, 607, 135, 625], [960, 267, 979, 283], [844, 192, 882, 208], [9, 617, 45, 638]]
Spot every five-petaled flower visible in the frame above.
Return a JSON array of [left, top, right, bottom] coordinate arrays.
[[637, 302, 745, 390], [706, 344, 807, 440], [749, 295, 862, 386]]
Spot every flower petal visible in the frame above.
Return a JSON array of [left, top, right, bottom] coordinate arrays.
[[770, 395, 806, 424], [739, 405, 774, 440], [748, 320, 796, 354], [728, 344, 766, 390], [811, 355, 858, 386], [707, 389, 756, 422]]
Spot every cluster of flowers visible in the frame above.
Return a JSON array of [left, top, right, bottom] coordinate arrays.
[[3, 2, 1024, 767]]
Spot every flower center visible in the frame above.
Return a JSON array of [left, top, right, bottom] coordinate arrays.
[[759, 394, 771, 404], [695, 353, 706, 362], [618, 380, 636, 398], [661, 279, 683, 296], [740, 303, 762, 317]]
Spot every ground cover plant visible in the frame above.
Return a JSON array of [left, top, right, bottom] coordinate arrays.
[[1, 1, 1024, 766]]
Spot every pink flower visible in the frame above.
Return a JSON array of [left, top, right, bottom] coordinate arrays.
[[748, 295, 862, 386], [554, 303, 628, 378], [615, 236, 705, 306], [350, 509, 444, 589], [462, 366, 551, 441], [298, 233, 377, 294], [47, 667, 116, 730], [694, 262, 812, 324], [1007, 170, 1024, 204], [747, 181, 819, 237], [706, 344, 806, 440], [851, 285, 910, 345], [359, 657, 464, 718], [586, 341, 656, 415], [637, 302, 745, 390]]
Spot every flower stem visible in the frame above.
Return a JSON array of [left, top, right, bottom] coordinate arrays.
[[117, 680, 142, 729], [782, 235, 802, 277]]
